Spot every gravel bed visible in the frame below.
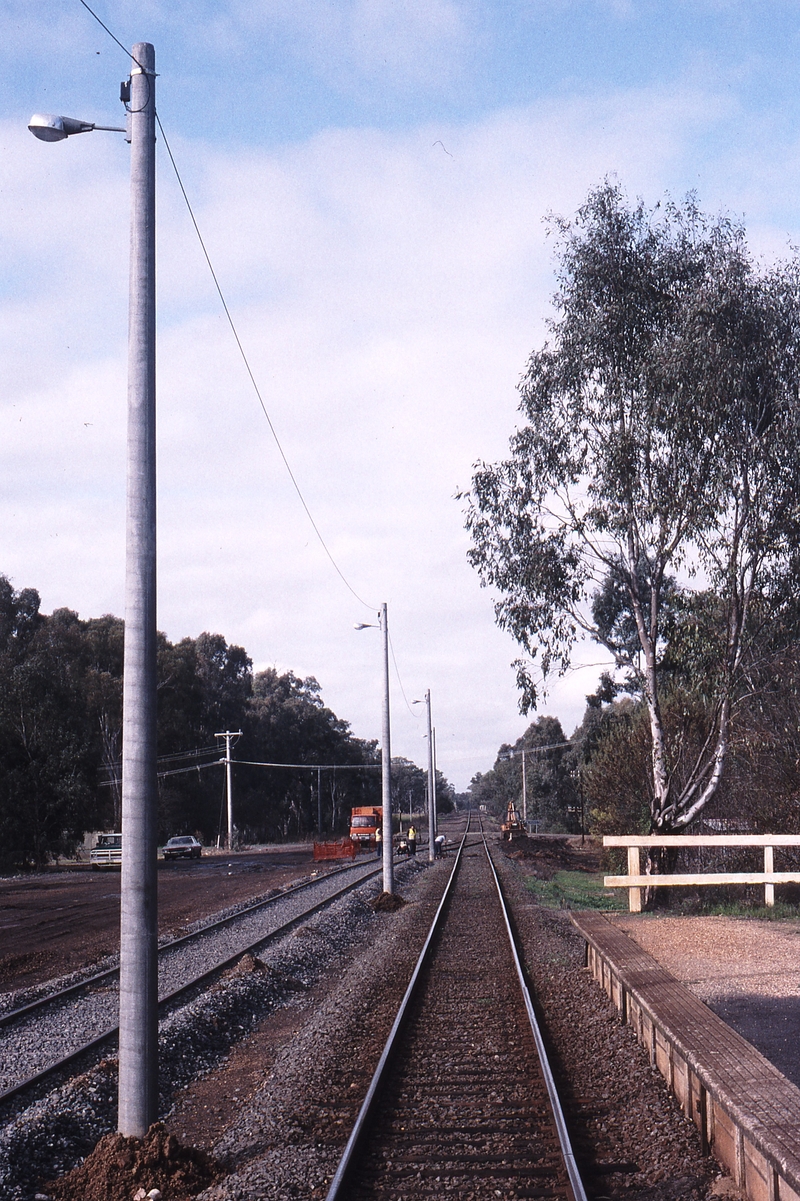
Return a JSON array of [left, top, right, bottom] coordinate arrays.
[[0, 859, 423, 1201], [0, 860, 380, 1095], [491, 848, 729, 1200], [191, 841, 734, 1201]]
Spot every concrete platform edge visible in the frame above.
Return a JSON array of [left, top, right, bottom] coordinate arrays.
[[571, 911, 800, 1201]]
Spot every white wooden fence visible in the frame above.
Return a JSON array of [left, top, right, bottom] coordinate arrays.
[[603, 834, 800, 912]]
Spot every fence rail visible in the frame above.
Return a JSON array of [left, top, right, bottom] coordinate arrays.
[[603, 834, 800, 912]]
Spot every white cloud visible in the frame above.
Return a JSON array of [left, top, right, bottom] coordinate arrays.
[[4, 73, 799, 788]]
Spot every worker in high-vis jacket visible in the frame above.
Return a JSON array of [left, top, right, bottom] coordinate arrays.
[[407, 824, 417, 856], [375, 825, 382, 858]]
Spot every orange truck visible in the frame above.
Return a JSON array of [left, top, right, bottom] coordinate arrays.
[[349, 806, 382, 850]]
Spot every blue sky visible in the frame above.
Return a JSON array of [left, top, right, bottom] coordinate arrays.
[[3, 1, 800, 790]]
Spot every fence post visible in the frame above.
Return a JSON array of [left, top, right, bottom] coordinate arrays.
[[764, 845, 775, 907], [628, 845, 642, 912]]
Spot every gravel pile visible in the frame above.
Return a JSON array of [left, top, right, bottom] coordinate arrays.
[[0, 860, 423, 1201], [0, 861, 380, 1096]]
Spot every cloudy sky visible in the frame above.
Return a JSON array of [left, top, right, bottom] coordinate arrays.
[[3, 1, 800, 790]]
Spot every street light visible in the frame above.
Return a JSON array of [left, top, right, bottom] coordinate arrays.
[[355, 603, 394, 895], [30, 43, 158, 1139], [28, 113, 127, 140], [412, 690, 436, 862]]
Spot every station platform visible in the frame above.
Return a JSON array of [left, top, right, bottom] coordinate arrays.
[[571, 911, 800, 1201]]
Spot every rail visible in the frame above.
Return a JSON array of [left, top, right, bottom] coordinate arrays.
[[603, 834, 800, 911], [325, 814, 587, 1201]]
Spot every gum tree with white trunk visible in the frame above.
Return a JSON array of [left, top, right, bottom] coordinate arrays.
[[464, 183, 800, 834]]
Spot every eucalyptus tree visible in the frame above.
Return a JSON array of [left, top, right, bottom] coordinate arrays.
[[464, 183, 800, 832]]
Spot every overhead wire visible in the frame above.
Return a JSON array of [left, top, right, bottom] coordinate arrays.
[[73, 2, 432, 756], [155, 118, 378, 610], [77, 0, 374, 612]]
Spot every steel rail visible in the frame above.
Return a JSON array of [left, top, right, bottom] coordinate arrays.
[[325, 814, 587, 1201], [324, 818, 472, 1200], [0, 856, 377, 1030], [0, 861, 383, 1110], [484, 833, 589, 1201]]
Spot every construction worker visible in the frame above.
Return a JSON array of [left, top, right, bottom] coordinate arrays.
[[407, 824, 417, 856], [375, 826, 382, 858], [434, 833, 445, 858]]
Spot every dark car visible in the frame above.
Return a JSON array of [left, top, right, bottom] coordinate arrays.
[[163, 835, 202, 860]]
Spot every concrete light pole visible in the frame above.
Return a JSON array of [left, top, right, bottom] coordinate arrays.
[[355, 604, 394, 895], [30, 42, 159, 1137], [413, 691, 436, 862], [117, 42, 158, 1139]]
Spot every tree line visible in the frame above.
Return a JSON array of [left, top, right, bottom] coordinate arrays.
[[464, 183, 800, 837], [0, 576, 451, 870]]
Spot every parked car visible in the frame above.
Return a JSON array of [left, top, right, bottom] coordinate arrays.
[[163, 835, 203, 861], [91, 832, 122, 869]]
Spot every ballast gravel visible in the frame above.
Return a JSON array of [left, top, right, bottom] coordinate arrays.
[[193, 843, 727, 1201], [0, 859, 423, 1201], [2, 838, 740, 1201], [0, 861, 380, 1096]]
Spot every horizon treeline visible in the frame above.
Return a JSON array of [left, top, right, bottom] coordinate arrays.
[[0, 574, 432, 870]]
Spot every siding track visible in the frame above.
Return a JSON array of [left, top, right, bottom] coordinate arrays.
[[326, 826, 587, 1200], [0, 858, 382, 1108]]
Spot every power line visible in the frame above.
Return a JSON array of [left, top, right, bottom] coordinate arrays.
[[234, 759, 382, 771], [387, 631, 419, 718], [75, 0, 375, 611], [155, 117, 376, 610]]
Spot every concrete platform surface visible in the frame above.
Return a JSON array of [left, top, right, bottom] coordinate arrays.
[[609, 914, 800, 1088]]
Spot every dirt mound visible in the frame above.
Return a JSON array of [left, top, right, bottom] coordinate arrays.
[[503, 835, 602, 879], [372, 891, 406, 912], [228, 951, 267, 975], [43, 1122, 223, 1201]]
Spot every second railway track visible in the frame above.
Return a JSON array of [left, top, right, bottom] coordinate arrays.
[[327, 827, 587, 1200], [0, 856, 384, 1106]]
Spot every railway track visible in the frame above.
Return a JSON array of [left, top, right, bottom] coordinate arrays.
[[0, 856, 384, 1108], [326, 826, 587, 1200]]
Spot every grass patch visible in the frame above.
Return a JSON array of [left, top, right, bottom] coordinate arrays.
[[525, 869, 628, 911]]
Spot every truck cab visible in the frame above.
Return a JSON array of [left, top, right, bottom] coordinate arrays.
[[90, 832, 122, 869], [349, 806, 382, 849]]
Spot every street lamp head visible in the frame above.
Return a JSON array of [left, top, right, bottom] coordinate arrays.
[[28, 113, 94, 141], [354, 622, 377, 630], [28, 113, 127, 142]]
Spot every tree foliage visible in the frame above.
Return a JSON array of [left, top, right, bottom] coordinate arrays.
[[464, 182, 800, 831], [0, 575, 452, 868], [468, 715, 575, 831]]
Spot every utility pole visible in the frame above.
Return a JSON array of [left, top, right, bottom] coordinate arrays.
[[215, 730, 243, 850], [432, 724, 438, 841], [424, 692, 435, 862], [355, 605, 393, 895], [379, 604, 394, 895], [522, 749, 527, 826], [317, 765, 322, 833], [118, 42, 157, 1139]]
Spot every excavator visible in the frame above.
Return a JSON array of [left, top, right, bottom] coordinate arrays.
[[501, 800, 524, 840]]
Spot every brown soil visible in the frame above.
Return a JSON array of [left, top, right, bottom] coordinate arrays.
[[503, 832, 603, 877], [0, 849, 320, 992], [44, 1122, 223, 1201], [371, 890, 406, 911]]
